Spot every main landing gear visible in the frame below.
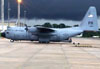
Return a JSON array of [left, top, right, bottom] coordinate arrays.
[[39, 41, 50, 44]]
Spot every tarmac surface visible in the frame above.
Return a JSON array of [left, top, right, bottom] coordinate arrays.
[[0, 38, 100, 69]]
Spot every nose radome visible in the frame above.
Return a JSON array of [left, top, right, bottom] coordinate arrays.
[[1, 32, 6, 37]]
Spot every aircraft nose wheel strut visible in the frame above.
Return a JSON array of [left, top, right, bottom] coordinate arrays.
[[69, 38, 72, 43]]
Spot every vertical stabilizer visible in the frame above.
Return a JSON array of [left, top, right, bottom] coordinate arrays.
[[80, 6, 99, 31]]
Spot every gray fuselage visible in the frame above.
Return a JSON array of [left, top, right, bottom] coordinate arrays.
[[4, 27, 83, 42]]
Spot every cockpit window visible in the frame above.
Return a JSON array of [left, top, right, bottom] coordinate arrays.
[[7, 32, 9, 34]]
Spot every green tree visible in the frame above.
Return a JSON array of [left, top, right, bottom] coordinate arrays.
[[59, 23, 66, 28], [66, 25, 72, 28], [52, 24, 59, 28], [82, 31, 96, 37], [43, 22, 52, 28], [97, 31, 100, 38], [0, 33, 1, 37]]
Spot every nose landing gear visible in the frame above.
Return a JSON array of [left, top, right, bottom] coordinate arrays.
[[68, 38, 72, 43], [10, 40, 14, 42]]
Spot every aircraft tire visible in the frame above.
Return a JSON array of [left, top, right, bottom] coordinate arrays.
[[46, 41, 50, 44], [10, 40, 14, 42], [39, 41, 49, 44]]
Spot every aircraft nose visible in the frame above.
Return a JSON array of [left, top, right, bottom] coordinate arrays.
[[1, 32, 6, 37]]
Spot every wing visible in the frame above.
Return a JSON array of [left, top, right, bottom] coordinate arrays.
[[36, 26, 55, 33]]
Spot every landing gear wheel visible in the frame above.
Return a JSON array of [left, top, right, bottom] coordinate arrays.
[[30, 40, 34, 42], [46, 41, 50, 44], [10, 40, 14, 42], [69, 38, 72, 43], [39, 41, 50, 44]]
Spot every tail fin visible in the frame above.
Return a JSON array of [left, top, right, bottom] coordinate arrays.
[[80, 6, 99, 31]]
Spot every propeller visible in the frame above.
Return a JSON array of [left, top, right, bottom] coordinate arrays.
[[25, 24, 28, 31]]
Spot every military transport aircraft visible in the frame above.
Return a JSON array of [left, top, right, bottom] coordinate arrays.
[[1, 6, 99, 43]]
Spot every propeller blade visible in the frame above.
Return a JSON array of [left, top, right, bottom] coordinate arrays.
[[25, 24, 28, 31]]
